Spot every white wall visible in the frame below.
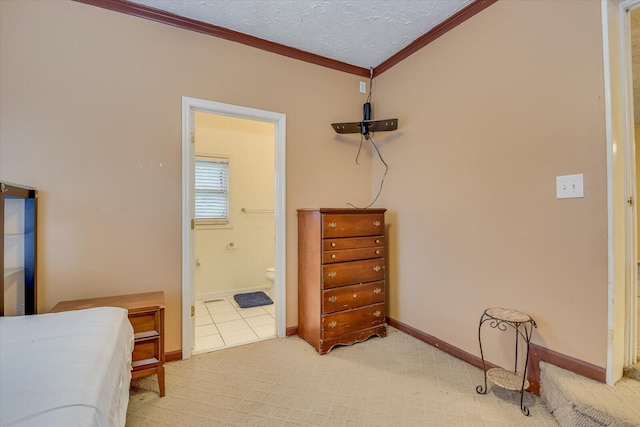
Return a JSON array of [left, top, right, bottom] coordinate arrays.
[[194, 112, 275, 299]]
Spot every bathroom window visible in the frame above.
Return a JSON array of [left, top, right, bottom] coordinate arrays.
[[195, 155, 229, 225]]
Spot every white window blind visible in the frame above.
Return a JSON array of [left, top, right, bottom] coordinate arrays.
[[195, 157, 229, 224]]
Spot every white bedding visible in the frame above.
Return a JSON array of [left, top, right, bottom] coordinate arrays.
[[0, 307, 134, 427]]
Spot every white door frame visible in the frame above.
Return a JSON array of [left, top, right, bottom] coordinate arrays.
[[603, 0, 639, 385], [181, 96, 287, 359]]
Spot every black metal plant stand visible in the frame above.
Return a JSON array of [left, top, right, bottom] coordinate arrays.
[[476, 308, 537, 416]]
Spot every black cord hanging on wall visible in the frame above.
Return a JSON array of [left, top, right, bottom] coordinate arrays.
[[330, 70, 397, 209]]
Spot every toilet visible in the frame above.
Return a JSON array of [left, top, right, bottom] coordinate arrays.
[[266, 267, 276, 296], [266, 267, 275, 284]]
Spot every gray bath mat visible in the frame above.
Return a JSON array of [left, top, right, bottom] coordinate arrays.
[[233, 291, 273, 308]]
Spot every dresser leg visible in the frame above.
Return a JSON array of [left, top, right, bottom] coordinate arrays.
[[157, 366, 165, 397]]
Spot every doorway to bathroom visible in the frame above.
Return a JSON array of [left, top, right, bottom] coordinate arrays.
[[192, 111, 276, 354], [181, 97, 286, 359]]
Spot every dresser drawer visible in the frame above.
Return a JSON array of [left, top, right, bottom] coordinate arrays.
[[322, 281, 385, 313], [323, 247, 384, 264], [322, 258, 385, 289], [129, 310, 160, 338], [132, 338, 161, 366], [322, 214, 385, 238], [322, 303, 385, 338], [323, 236, 384, 251]]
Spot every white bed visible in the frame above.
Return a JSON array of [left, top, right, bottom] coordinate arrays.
[[0, 307, 134, 427]]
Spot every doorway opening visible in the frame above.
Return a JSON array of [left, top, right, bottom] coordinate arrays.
[[631, 5, 640, 363], [181, 97, 286, 359], [604, 0, 639, 383], [192, 112, 276, 354]]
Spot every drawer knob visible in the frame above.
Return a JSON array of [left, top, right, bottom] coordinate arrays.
[[373, 310, 381, 317], [373, 220, 381, 227], [375, 239, 380, 244], [328, 222, 337, 229], [373, 266, 381, 272], [328, 296, 337, 303], [327, 271, 337, 278], [327, 321, 337, 328], [331, 242, 336, 247], [331, 254, 336, 259], [373, 288, 382, 294], [353, 294, 358, 298], [375, 250, 380, 255]]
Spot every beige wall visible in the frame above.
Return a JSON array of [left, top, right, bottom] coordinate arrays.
[[0, 0, 612, 368], [375, 0, 608, 367], [194, 113, 275, 299], [0, 0, 370, 352]]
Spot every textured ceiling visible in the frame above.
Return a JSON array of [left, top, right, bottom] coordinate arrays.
[[129, 0, 473, 68]]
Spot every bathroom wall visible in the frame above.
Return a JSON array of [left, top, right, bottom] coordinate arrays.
[[194, 112, 275, 300]]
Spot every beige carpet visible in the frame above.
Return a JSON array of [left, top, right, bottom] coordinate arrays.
[[623, 363, 640, 382], [127, 327, 557, 426], [541, 362, 640, 426]]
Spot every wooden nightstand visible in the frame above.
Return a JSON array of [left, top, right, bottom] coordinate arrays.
[[50, 291, 166, 396]]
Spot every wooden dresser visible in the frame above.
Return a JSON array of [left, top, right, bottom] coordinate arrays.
[[50, 291, 166, 396], [297, 208, 387, 354]]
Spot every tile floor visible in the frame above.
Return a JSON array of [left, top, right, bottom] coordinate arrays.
[[193, 291, 276, 354]]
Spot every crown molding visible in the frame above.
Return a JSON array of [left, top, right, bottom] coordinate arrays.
[[72, 0, 496, 78], [72, 0, 371, 77], [374, 0, 498, 76]]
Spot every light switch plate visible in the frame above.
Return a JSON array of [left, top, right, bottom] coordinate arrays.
[[556, 174, 584, 199]]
